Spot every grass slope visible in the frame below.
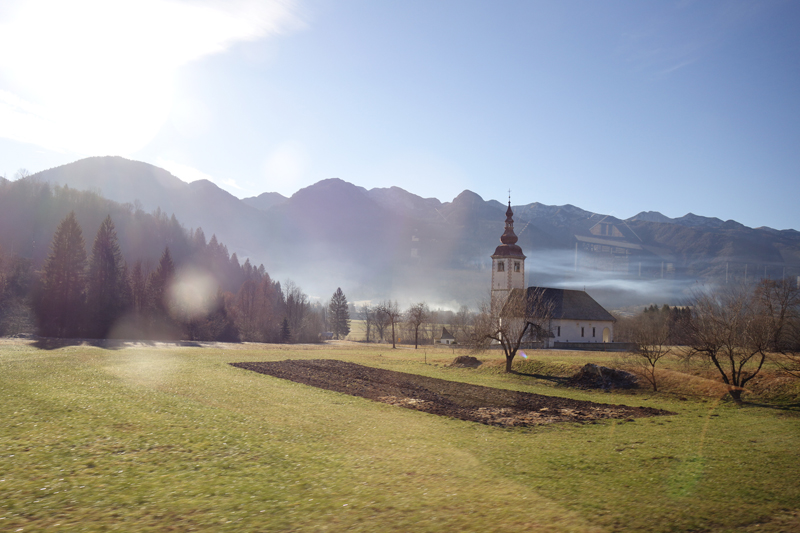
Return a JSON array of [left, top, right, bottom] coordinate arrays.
[[1, 341, 798, 532]]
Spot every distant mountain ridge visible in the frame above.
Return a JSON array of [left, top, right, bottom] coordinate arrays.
[[242, 191, 288, 211], [628, 210, 759, 232], [30, 156, 267, 258], [21, 156, 800, 306], [366, 186, 444, 221]]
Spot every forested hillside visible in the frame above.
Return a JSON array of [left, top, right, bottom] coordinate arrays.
[[0, 178, 325, 342]]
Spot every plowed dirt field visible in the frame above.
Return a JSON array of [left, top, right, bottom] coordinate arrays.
[[231, 359, 672, 427]]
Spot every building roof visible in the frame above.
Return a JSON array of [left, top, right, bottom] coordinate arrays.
[[439, 327, 455, 340], [524, 287, 615, 322]]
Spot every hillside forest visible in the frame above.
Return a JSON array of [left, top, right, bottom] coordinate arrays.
[[0, 178, 325, 342]]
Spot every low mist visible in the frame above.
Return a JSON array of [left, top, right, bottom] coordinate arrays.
[[265, 247, 702, 313]]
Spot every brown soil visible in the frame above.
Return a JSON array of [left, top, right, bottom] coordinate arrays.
[[231, 359, 673, 427]]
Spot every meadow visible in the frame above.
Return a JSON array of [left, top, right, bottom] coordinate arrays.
[[1, 339, 798, 532]]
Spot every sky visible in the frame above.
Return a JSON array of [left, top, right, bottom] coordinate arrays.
[[1, 0, 798, 230]]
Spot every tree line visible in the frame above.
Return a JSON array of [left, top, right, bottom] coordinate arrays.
[[356, 302, 474, 348], [615, 281, 800, 402], [0, 206, 479, 345], [1, 178, 197, 274], [0, 209, 335, 343]]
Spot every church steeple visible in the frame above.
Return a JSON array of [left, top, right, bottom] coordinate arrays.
[[491, 197, 526, 300], [500, 202, 519, 245]]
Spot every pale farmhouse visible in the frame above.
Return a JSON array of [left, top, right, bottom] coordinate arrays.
[[437, 327, 456, 345]]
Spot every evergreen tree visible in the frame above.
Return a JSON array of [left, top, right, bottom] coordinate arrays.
[[193, 227, 207, 248], [37, 212, 87, 337], [148, 247, 175, 314], [280, 317, 291, 343], [146, 247, 179, 339], [130, 260, 147, 314], [86, 215, 127, 338], [328, 287, 351, 340]]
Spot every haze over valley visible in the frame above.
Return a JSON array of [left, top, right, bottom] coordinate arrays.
[[5, 156, 799, 311]]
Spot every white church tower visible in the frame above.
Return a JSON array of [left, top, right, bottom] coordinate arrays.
[[491, 201, 526, 302]]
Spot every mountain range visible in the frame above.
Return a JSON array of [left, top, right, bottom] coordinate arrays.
[[21, 156, 800, 308]]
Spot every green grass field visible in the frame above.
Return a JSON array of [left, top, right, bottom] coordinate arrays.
[[1, 340, 798, 532]]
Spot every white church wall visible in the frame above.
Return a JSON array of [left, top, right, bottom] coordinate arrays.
[[551, 319, 613, 343]]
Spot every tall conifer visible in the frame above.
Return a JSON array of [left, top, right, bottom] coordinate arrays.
[[130, 261, 147, 314], [280, 317, 291, 343], [145, 247, 179, 339], [328, 287, 351, 340], [148, 247, 174, 314], [86, 215, 127, 338], [38, 212, 87, 337]]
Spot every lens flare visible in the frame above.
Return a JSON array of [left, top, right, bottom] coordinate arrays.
[[167, 267, 218, 320]]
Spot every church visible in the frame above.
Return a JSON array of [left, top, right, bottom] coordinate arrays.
[[491, 202, 615, 347]]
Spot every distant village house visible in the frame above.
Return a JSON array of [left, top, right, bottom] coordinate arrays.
[[437, 327, 455, 345]]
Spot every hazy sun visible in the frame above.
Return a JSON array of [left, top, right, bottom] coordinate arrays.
[[0, 0, 302, 156]]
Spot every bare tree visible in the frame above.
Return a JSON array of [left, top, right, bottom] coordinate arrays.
[[625, 311, 671, 391], [14, 168, 30, 181], [451, 304, 473, 343], [471, 289, 554, 373], [375, 300, 401, 348], [688, 283, 774, 405], [405, 302, 429, 349], [755, 279, 800, 378], [373, 306, 388, 342], [282, 280, 323, 343], [233, 279, 260, 340], [425, 308, 441, 345], [359, 304, 374, 343], [0, 253, 34, 336], [779, 320, 800, 378]]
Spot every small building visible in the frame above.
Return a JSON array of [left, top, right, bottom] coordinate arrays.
[[437, 327, 456, 345]]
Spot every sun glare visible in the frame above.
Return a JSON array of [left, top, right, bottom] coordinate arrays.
[[167, 266, 218, 320], [0, 0, 302, 156]]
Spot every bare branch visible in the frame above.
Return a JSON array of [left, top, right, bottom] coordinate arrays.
[[375, 300, 401, 348], [470, 289, 554, 372]]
